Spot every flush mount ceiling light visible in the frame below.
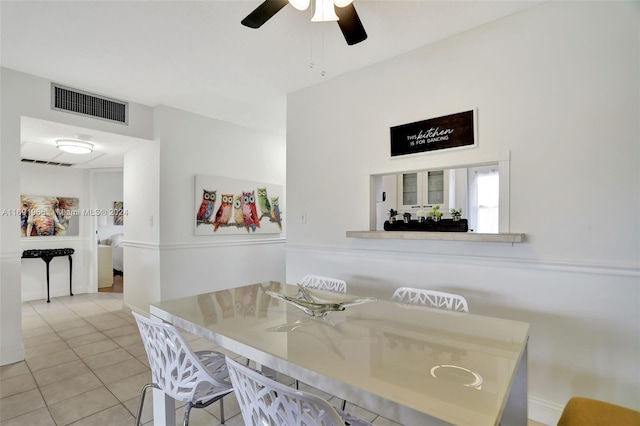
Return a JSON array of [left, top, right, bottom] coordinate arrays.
[[56, 139, 94, 155]]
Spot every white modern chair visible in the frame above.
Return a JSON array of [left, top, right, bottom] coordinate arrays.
[[392, 287, 469, 313], [226, 356, 373, 426], [299, 274, 347, 294], [132, 312, 234, 426]]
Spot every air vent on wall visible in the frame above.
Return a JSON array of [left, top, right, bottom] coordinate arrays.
[[51, 83, 128, 125], [21, 158, 73, 167]]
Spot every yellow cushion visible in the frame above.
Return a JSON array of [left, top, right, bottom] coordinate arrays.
[[558, 397, 640, 426]]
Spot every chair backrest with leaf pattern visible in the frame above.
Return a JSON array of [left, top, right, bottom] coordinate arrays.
[[226, 356, 345, 426], [392, 287, 469, 312], [299, 274, 347, 294]]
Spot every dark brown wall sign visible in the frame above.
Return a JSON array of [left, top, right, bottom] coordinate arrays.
[[390, 110, 475, 157]]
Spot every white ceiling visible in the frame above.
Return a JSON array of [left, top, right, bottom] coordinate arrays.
[[1, 0, 542, 168]]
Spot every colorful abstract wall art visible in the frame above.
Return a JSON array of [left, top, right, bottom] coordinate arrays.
[[113, 201, 124, 225], [20, 195, 80, 237], [194, 175, 283, 235]]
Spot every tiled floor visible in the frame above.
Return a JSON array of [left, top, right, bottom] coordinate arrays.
[[1, 293, 546, 426]]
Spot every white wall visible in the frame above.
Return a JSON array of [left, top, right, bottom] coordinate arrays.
[[20, 163, 90, 301], [122, 105, 287, 313], [286, 2, 639, 424], [0, 67, 153, 365], [123, 140, 161, 312]]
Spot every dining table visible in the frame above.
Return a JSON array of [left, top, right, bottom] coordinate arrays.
[[150, 282, 529, 426]]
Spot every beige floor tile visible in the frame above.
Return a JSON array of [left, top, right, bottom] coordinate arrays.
[[47, 319, 87, 332], [49, 387, 119, 425], [40, 371, 103, 406], [65, 331, 109, 348], [0, 372, 37, 398], [93, 318, 131, 332], [72, 339, 119, 358], [22, 332, 62, 349], [103, 324, 138, 338], [93, 357, 148, 385], [25, 348, 79, 372], [21, 325, 54, 339], [21, 319, 49, 330], [0, 361, 29, 380], [0, 388, 46, 422], [32, 359, 90, 387], [25, 340, 69, 359], [83, 348, 133, 370], [70, 404, 135, 426], [137, 355, 150, 368], [57, 324, 99, 340], [106, 371, 152, 402], [111, 332, 142, 347], [84, 313, 121, 324], [0, 406, 56, 426], [123, 342, 146, 357]]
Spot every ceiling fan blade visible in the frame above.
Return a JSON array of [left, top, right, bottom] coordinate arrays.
[[241, 0, 289, 29], [336, 3, 367, 45]]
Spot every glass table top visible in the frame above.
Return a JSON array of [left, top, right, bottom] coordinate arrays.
[[151, 282, 529, 425]]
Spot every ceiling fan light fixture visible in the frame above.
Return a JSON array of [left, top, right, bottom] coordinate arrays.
[[56, 139, 94, 155], [311, 0, 338, 22], [288, 0, 310, 11]]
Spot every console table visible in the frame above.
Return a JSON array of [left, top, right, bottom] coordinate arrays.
[[22, 248, 74, 303]]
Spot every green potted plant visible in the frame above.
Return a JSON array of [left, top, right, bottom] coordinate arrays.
[[450, 207, 463, 221], [428, 205, 443, 222], [403, 212, 412, 223], [388, 208, 398, 223]]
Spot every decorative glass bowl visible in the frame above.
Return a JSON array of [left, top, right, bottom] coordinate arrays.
[[266, 285, 376, 317]]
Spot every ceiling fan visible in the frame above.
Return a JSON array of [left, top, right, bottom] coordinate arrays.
[[241, 0, 368, 46]]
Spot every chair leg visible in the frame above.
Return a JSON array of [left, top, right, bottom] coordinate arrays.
[[135, 383, 160, 426], [219, 397, 225, 424], [183, 401, 193, 426], [341, 399, 347, 411], [295, 379, 299, 390]]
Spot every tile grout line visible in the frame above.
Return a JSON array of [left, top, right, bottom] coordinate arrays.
[[46, 295, 138, 425], [22, 295, 131, 425]]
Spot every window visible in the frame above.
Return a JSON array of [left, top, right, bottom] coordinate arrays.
[[468, 166, 499, 233]]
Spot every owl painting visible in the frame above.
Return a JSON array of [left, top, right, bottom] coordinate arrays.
[[270, 196, 282, 230], [196, 189, 216, 225], [213, 194, 233, 232], [257, 187, 271, 220], [233, 195, 244, 227], [241, 190, 260, 233]]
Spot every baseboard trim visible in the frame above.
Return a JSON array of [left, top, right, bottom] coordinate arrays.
[[529, 396, 564, 425]]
